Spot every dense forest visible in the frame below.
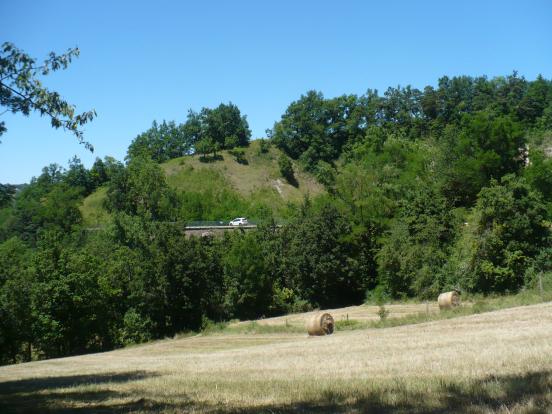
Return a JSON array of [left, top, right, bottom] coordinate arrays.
[[1, 73, 551, 364]]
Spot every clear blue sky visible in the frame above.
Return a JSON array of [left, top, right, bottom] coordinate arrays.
[[1, 0, 551, 184]]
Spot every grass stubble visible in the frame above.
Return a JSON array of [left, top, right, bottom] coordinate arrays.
[[1, 295, 551, 413]]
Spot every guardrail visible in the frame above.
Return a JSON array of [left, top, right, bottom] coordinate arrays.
[[86, 222, 282, 232], [184, 225, 258, 230]]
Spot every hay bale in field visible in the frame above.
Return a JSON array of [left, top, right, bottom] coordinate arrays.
[[306, 312, 334, 336], [438, 290, 461, 310]]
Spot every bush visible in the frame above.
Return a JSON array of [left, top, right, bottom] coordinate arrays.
[[229, 148, 248, 165], [258, 139, 270, 154], [315, 161, 336, 189], [365, 285, 390, 304], [278, 154, 295, 184], [367, 285, 390, 320], [119, 309, 154, 345], [524, 247, 552, 291]]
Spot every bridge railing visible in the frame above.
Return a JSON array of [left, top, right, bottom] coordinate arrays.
[[185, 220, 267, 227], [86, 220, 284, 232]]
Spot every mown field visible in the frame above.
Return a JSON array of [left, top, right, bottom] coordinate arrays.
[[1, 301, 551, 413], [229, 301, 442, 330]]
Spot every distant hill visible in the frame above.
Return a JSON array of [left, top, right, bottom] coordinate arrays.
[[80, 140, 325, 226]]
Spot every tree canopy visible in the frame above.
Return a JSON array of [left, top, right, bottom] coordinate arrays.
[[1, 71, 551, 365], [126, 103, 251, 163]]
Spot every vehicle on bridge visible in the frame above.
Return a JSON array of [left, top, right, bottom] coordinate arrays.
[[229, 217, 249, 226]]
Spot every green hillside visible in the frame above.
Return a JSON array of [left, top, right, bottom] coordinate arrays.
[[80, 186, 111, 227], [80, 140, 324, 226]]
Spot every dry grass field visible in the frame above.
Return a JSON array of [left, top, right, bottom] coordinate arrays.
[[1, 302, 552, 413], [230, 301, 442, 329]]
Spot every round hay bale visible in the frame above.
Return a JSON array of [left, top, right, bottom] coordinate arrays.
[[306, 312, 334, 336], [438, 290, 461, 310]]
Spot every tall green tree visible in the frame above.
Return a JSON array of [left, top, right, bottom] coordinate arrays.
[[270, 91, 339, 170], [440, 111, 526, 206], [64, 156, 93, 194], [0, 184, 16, 208], [8, 167, 83, 245], [524, 148, 552, 203], [200, 103, 251, 149], [377, 187, 456, 298], [281, 203, 366, 308], [127, 120, 192, 163], [31, 230, 116, 357], [222, 232, 275, 320], [449, 175, 549, 293], [517, 75, 551, 124], [106, 156, 178, 221], [0, 237, 34, 364]]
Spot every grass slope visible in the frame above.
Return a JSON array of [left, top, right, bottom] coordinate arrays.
[[1, 302, 551, 413], [80, 141, 324, 225], [163, 141, 323, 203], [80, 186, 111, 227]]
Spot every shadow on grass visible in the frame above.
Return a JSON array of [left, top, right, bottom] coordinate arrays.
[[0, 371, 170, 414], [242, 371, 552, 414], [0, 371, 156, 394], [0, 370, 550, 413], [283, 174, 299, 188]]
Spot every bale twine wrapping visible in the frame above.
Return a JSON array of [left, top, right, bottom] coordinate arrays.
[[438, 290, 461, 310], [306, 313, 334, 336]]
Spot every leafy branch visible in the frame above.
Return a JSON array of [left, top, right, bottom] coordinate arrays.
[[0, 42, 96, 150]]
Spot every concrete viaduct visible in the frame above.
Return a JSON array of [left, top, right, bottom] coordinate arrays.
[[86, 224, 277, 237], [183, 225, 258, 238]]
